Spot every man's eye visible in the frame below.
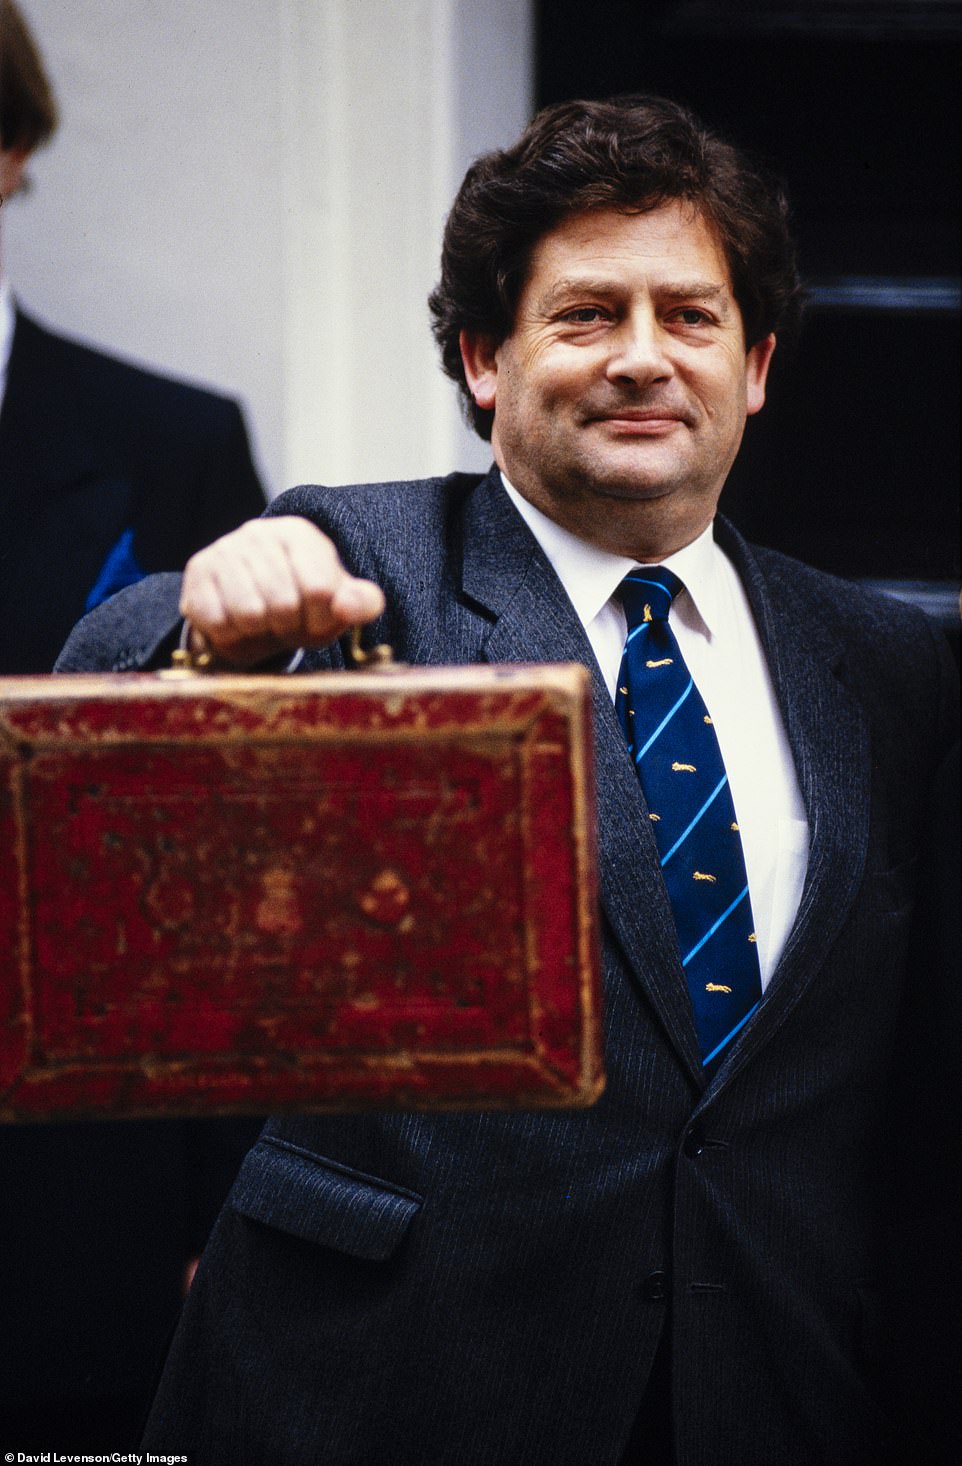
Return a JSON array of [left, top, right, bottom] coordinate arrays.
[[561, 307, 607, 324], [673, 308, 710, 326]]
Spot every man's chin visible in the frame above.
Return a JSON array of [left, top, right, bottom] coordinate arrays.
[[567, 442, 696, 501], [579, 473, 682, 504]]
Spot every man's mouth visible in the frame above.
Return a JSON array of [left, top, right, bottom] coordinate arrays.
[[590, 408, 687, 434]]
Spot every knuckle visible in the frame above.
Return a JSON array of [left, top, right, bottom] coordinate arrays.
[[229, 599, 268, 634], [270, 586, 302, 619]]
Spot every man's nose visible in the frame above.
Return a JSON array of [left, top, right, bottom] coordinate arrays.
[[605, 308, 673, 385]]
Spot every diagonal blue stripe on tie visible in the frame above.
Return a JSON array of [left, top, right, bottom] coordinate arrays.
[[625, 575, 676, 595], [660, 774, 729, 868], [701, 1000, 761, 1068], [636, 677, 694, 761], [681, 884, 750, 967]]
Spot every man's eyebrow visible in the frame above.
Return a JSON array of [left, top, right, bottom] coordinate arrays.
[[658, 281, 729, 303], [533, 277, 614, 312], [535, 277, 732, 312]]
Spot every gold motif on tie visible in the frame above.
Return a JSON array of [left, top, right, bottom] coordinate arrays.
[[649, 812, 661, 821], [693, 871, 717, 883], [730, 821, 739, 832], [672, 762, 697, 772], [703, 715, 713, 724], [646, 658, 673, 668], [706, 983, 733, 993], [748, 933, 757, 944], [643, 604, 653, 623]]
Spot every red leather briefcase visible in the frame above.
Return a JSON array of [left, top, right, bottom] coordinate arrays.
[[0, 665, 602, 1119]]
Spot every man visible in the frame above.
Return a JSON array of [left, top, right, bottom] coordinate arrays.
[[57, 96, 956, 1465], [0, 1, 264, 1444], [0, 0, 266, 674]]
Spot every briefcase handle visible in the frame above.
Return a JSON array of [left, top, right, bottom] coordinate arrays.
[[346, 624, 395, 668], [169, 622, 396, 675]]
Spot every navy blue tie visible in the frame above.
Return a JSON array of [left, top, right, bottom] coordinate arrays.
[[616, 567, 762, 1071]]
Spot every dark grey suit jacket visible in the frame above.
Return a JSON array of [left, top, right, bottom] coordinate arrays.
[[57, 468, 959, 1466]]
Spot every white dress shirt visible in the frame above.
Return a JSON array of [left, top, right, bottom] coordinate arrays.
[[501, 474, 809, 990], [0, 275, 15, 416]]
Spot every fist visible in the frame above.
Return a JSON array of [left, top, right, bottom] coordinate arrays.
[[179, 516, 385, 667]]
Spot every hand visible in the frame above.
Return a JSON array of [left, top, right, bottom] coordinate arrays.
[[179, 516, 385, 668]]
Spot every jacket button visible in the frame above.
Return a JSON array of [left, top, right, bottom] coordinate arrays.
[[641, 1270, 669, 1301], [683, 1124, 705, 1158]]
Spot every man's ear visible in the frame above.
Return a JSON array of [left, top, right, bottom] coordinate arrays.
[[459, 330, 499, 413], [745, 333, 776, 417]]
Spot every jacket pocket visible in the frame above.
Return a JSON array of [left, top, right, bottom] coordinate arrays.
[[229, 1137, 423, 1260]]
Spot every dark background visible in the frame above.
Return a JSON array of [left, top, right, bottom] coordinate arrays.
[[536, 0, 960, 632]]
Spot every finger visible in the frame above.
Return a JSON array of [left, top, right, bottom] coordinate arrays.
[[326, 575, 386, 636], [187, 543, 272, 648], [230, 531, 306, 643], [181, 520, 306, 653], [179, 544, 250, 643], [178, 517, 385, 663], [279, 528, 385, 644]]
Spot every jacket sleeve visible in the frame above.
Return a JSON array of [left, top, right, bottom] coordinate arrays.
[[54, 572, 185, 672]]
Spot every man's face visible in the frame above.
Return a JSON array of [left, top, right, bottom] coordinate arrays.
[[461, 202, 775, 559], [0, 144, 29, 204]]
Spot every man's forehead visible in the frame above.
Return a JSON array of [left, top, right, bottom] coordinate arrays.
[[523, 203, 734, 297]]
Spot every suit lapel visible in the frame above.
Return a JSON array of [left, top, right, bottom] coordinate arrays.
[[461, 470, 704, 1082], [459, 482, 874, 1089], [705, 520, 872, 1086], [0, 310, 113, 504]]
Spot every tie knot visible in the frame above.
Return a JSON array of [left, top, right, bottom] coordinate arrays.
[[619, 566, 684, 629]]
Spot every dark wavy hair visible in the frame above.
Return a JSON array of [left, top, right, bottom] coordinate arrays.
[[1, 0, 59, 155], [428, 94, 803, 441]]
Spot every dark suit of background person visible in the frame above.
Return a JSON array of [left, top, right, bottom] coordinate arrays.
[[0, 4, 266, 1445], [0, 311, 267, 1446], [0, 0, 265, 675], [0, 305, 267, 1443], [56, 463, 958, 1466], [0, 304, 267, 674]]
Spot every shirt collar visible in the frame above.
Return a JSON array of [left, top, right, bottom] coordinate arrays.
[[0, 275, 15, 391], [499, 470, 721, 639], [656, 521, 721, 639]]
